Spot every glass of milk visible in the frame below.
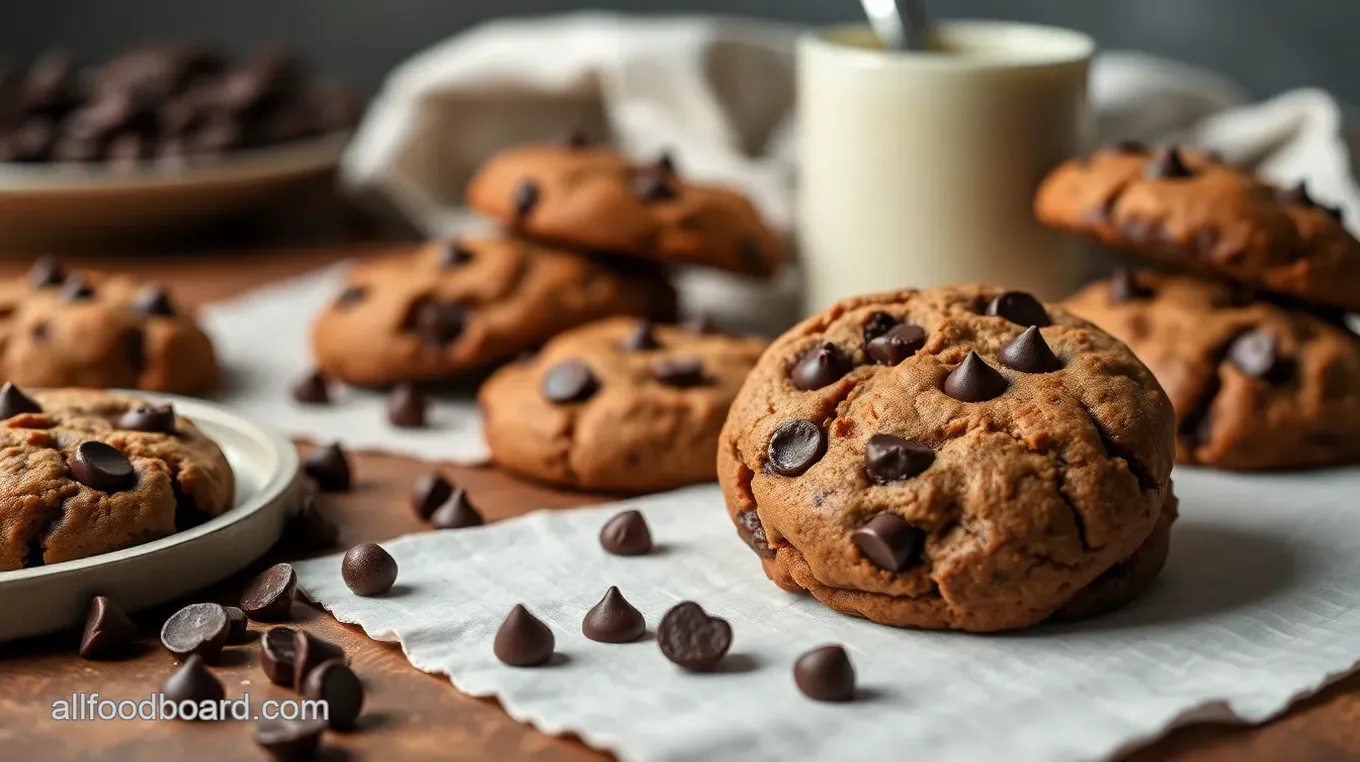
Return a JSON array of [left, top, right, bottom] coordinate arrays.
[[798, 21, 1095, 314]]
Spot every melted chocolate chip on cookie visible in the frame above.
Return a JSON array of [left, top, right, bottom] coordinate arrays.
[[790, 343, 852, 390]]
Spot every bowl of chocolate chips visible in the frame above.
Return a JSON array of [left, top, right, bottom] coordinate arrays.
[[0, 43, 363, 247]]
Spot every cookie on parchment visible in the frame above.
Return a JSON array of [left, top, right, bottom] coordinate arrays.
[[1066, 269, 1360, 470], [479, 316, 767, 492], [1035, 143, 1360, 312], [717, 285, 1176, 632], [465, 142, 785, 277], [311, 238, 676, 387]]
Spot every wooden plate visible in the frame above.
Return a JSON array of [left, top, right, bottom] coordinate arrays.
[[0, 392, 301, 642]]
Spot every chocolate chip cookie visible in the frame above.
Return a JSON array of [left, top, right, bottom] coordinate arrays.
[[1066, 269, 1360, 470], [0, 261, 219, 394], [311, 238, 676, 387], [479, 316, 767, 491], [717, 285, 1176, 632], [1035, 143, 1360, 312], [0, 386, 235, 571], [465, 142, 785, 277]]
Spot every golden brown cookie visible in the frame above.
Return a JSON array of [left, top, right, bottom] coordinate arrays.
[[479, 316, 767, 491], [1066, 269, 1360, 470], [465, 143, 784, 277], [0, 260, 218, 394], [311, 238, 676, 387], [0, 386, 235, 571], [717, 285, 1176, 633], [1035, 143, 1360, 312]]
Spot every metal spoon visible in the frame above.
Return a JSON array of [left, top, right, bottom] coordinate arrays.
[[860, 0, 930, 51]]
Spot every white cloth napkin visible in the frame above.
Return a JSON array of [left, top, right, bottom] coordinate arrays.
[[295, 469, 1360, 762], [201, 267, 489, 464]]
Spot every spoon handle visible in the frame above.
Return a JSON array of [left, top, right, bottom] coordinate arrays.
[[860, 0, 931, 51]]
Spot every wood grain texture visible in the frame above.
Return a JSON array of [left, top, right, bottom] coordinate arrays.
[[0, 248, 1356, 761]]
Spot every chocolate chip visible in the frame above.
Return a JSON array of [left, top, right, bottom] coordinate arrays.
[[943, 351, 1007, 402], [281, 492, 338, 552], [852, 513, 924, 572], [162, 655, 225, 708], [1145, 146, 1193, 179], [342, 543, 398, 596], [411, 472, 453, 520], [620, 319, 660, 352], [79, 595, 138, 660], [650, 357, 705, 387], [29, 256, 65, 288], [656, 151, 677, 174], [160, 602, 230, 660], [738, 239, 766, 273], [542, 360, 598, 403], [291, 371, 330, 404], [561, 129, 590, 148], [305, 442, 351, 492], [790, 343, 852, 390], [224, 606, 249, 645], [291, 631, 345, 692], [735, 508, 775, 559], [302, 659, 364, 730], [864, 434, 934, 484], [1275, 182, 1318, 208], [582, 586, 646, 643], [867, 323, 927, 366], [1000, 326, 1062, 374], [134, 286, 176, 316], [1109, 268, 1152, 303], [861, 311, 898, 343], [1228, 330, 1282, 379], [437, 241, 474, 268], [260, 626, 297, 686], [767, 419, 827, 477], [633, 160, 678, 201], [1105, 140, 1147, 154], [117, 404, 176, 434], [658, 601, 731, 671], [240, 562, 296, 621], [60, 274, 95, 302], [411, 299, 466, 347], [681, 313, 722, 335], [985, 292, 1050, 327], [386, 383, 427, 428], [794, 645, 856, 702], [254, 718, 326, 761], [430, 487, 484, 529], [334, 285, 366, 308], [0, 382, 42, 418], [494, 604, 555, 667], [513, 178, 540, 218], [599, 509, 652, 556], [70, 441, 136, 492]]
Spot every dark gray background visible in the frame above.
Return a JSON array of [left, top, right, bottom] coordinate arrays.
[[5, 0, 1355, 103]]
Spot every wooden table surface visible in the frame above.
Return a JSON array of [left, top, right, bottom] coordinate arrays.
[[0, 242, 1358, 762]]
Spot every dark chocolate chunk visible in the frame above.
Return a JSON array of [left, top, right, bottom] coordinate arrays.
[[240, 562, 297, 621], [117, 404, 176, 434], [304, 443, 351, 492], [334, 286, 366, 308], [341, 543, 398, 596], [542, 360, 598, 403], [291, 371, 330, 405], [29, 256, 65, 288], [430, 487, 485, 530], [1109, 268, 1152, 303], [1228, 329, 1282, 379], [133, 286, 176, 316], [1145, 146, 1194, 179], [224, 606, 249, 645], [254, 718, 326, 761], [633, 159, 679, 201], [867, 323, 927, 366], [514, 179, 541, 218], [411, 299, 466, 347], [0, 382, 42, 418], [160, 602, 230, 660], [292, 631, 346, 692], [985, 292, 1051, 327], [862, 311, 898, 343], [302, 659, 364, 730], [70, 441, 136, 493], [767, 419, 827, 477], [162, 655, 225, 709], [386, 383, 428, 428], [620, 319, 661, 351], [851, 513, 924, 572], [1105, 140, 1148, 154], [650, 357, 705, 387], [437, 241, 474, 268], [411, 472, 454, 520], [864, 434, 934, 484], [999, 326, 1062, 374], [943, 351, 1007, 402], [582, 586, 646, 643], [60, 274, 96, 302], [561, 129, 591, 148], [79, 595, 138, 660], [794, 645, 856, 702], [790, 343, 853, 390], [281, 492, 338, 552], [599, 510, 652, 556], [494, 604, 555, 667], [734, 508, 775, 559], [657, 601, 731, 671], [259, 626, 297, 686]]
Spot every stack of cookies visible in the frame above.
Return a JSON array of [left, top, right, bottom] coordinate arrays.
[[1036, 144, 1360, 470], [310, 136, 785, 490]]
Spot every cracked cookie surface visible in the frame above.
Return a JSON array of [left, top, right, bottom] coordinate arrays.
[[1035, 143, 1360, 312], [0, 262, 218, 394], [479, 316, 767, 491], [0, 387, 235, 571], [717, 285, 1176, 632], [1067, 270, 1360, 470], [311, 238, 676, 387], [465, 143, 785, 277]]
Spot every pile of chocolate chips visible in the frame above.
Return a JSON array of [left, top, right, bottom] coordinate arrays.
[[0, 44, 363, 165]]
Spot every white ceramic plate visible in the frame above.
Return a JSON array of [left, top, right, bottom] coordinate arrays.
[[0, 131, 348, 251], [0, 392, 301, 642]]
